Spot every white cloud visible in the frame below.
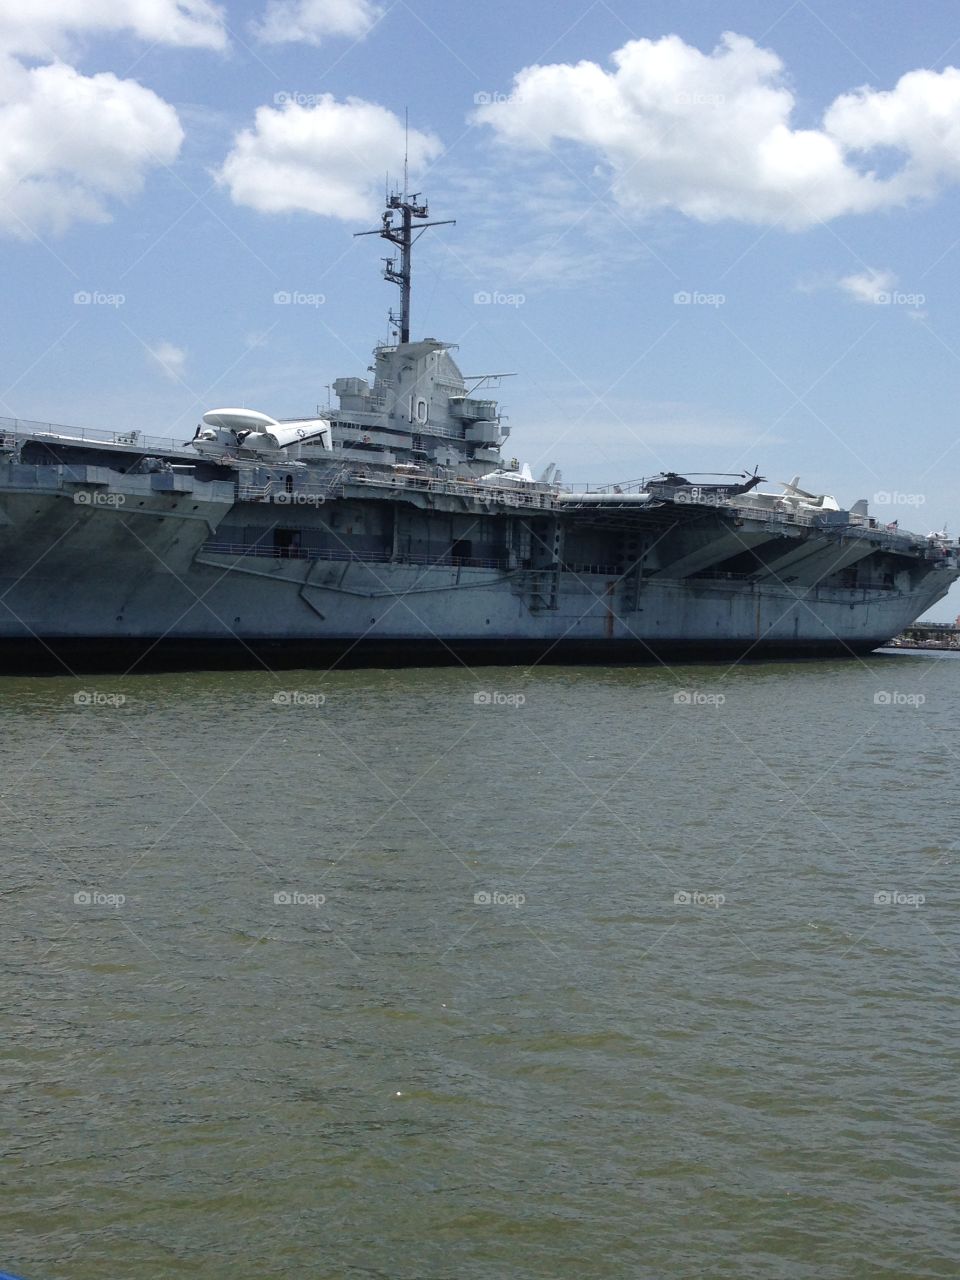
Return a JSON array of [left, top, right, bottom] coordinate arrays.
[[474, 32, 960, 229], [825, 68, 960, 199], [0, 60, 183, 238], [217, 95, 441, 221], [253, 0, 381, 45], [0, 0, 227, 56], [0, 1, 226, 238], [148, 341, 187, 381], [838, 267, 896, 304]]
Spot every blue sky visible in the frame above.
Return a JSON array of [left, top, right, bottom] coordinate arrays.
[[4, 0, 960, 616]]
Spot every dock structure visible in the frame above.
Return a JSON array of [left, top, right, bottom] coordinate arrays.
[[890, 621, 960, 650]]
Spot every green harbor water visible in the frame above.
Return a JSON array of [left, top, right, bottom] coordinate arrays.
[[2, 650, 959, 1279]]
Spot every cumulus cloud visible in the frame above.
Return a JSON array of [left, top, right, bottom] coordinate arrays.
[[0, 60, 184, 238], [474, 32, 960, 229], [217, 95, 442, 220], [253, 0, 381, 45], [0, 1, 227, 238], [0, 0, 227, 55], [148, 341, 187, 381], [838, 267, 896, 304]]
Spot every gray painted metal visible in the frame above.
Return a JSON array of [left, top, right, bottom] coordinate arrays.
[[0, 190, 956, 666]]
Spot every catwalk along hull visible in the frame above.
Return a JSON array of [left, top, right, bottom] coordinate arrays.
[[0, 468, 954, 672]]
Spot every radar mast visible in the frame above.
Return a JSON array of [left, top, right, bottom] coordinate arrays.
[[355, 159, 454, 344]]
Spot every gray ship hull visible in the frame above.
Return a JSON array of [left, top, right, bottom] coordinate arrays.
[[0, 477, 953, 672], [3, 190, 955, 674]]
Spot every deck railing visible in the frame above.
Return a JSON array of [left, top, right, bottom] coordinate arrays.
[[200, 542, 510, 571], [346, 471, 557, 508], [0, 415, 188, 454]]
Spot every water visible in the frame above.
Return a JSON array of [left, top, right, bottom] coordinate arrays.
[[2, 651, 959, 1279]]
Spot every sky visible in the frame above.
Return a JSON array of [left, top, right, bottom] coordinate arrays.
[[3, 0, 960, 617]]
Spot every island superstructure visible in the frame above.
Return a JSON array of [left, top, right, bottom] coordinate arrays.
[[0, 192, 956, 670]]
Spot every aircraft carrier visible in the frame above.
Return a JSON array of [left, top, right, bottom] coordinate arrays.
[[0, 192, 956, 672]]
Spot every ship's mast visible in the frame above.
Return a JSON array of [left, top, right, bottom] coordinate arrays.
[[355, 184, 454, 344]]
